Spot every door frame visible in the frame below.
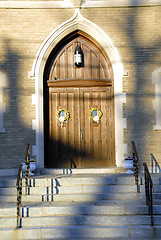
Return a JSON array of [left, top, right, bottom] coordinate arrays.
[[31, 9, 127, 169]]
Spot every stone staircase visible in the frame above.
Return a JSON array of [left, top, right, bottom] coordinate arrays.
[[1, 172, 161, 239]]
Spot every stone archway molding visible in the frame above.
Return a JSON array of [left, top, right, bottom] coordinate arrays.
[[31, 8, 127, 168]]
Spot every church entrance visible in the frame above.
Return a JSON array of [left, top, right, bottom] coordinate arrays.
[[44, 31, 115, 168]]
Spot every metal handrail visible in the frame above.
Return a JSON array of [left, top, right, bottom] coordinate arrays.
[[132, 141, 139, 193], [16, 163, 22, 228], [143, 162, 153, 226], [150, 153, 161, 173], [25, 143, 30, 195], [16, 144, 31, 228]]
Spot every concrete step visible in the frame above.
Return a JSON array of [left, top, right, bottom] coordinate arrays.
[[2, 184, 161, 198], [0, 217, 17, 229], [20, 215, 156, 228], [0, 195, 17, 202], [25, 174, 137, 187], [0, 202, 155, 229], [0, 177, 16, 187], [22, 214, 161, 227], [0, 187, 18, 196], [152, 193, 161, 199], [1, 225, 161, 240], [1, 174, 161, 198], [1, 202, 161, 219], [53, 174, 136, 186], [0, 184, 141, 196], [1, 184, 161, 204], [21, 192, 147, 202], [20, 203, 149, 217], [0, 173, 160, 188], [0, 192, 148, 203], [0, 206, 16, 217], [32, 175, 145, 187]]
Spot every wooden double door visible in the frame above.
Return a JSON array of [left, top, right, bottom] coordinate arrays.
[[48, 85, 115, 168]]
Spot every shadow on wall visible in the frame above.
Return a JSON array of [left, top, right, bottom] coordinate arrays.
[[121, 7, 161, 169], [0, 37, 35, 169]]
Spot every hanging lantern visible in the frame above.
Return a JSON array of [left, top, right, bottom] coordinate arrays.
[[74, 42, 82, 67]]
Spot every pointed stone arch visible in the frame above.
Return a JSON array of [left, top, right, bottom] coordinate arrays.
[[32, 9, 127, 169]]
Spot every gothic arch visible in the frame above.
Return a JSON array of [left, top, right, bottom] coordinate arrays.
[[32, 9, 126, 169]]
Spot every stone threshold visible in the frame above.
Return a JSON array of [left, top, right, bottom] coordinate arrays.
[[37, 167, 126, 176]]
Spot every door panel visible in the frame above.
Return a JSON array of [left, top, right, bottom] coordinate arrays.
[[48, 86, 114, 168], [80, 87, 114, 167], [49, 88, 80, 168]]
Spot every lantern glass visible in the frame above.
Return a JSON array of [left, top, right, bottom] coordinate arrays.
[[74, 43, 82, 67]]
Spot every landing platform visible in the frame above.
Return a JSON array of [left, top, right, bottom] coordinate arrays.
[[0, 167, 126, 177], [36, 167, 126, 176]]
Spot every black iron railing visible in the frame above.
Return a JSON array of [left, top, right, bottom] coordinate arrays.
[[150, 153, 161, 173], [16, 143, 31, 228], [16, 163, 22, 228], [25, 143, 30, 195], [143, 162, 153, 226], [132, 141, 139, 193]]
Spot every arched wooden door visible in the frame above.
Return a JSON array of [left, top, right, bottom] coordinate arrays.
[[44, 31, 115, 168]]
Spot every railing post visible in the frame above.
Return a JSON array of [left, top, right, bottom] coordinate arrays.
[[25, 143, 30, 195], [144, 170, 148, 205], [150, 153, 161, 174], [143, 163, 153, 226], [17, 144, 31, 228], [150, 183, 153, 226], [151, 153, 153, 174], [17, 163, 22, 228], [132, 141, 139, 193]]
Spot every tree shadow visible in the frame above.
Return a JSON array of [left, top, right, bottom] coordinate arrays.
[[0, 37, 35, 169], [121, 7, 161, 170]]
